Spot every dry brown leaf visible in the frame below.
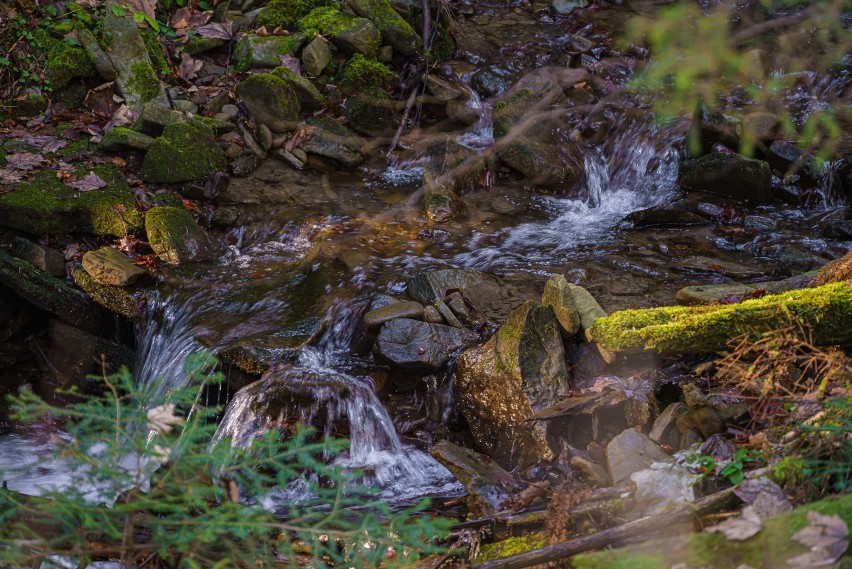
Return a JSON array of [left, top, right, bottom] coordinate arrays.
[[84, 82, 120, 117], [177, 52, 204, 81], [67, 171, 108, 191], [788, 511, 848, 567], [129, 0, 157, 19], [22, 134, 67, 153], [197, 21, 233, 40], [105, 104, 138, 131], [147, 403, 184, 434], [0, 169, 25, 184], [6, 152, 47, 170], [707, 506, 764, 541]]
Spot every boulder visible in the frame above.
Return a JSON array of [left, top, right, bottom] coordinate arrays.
[[301, 36, 333, 76], [98, 127, 155, 152], [12, 237, 65, 277], [446, 99, 480, 125], [144, 206, 215, 265], [81, 247, 146, 287], [234, 34, 306, 71], [344, 87, 396, 137], [373, 318, 477, 370], [133, 102, 234, 137], [363, 301, 424, 332], [0, 166, 142, 236], [606, 428, 671, 485], [299, 116, 364, 167], [338, 54, 399, 93], [298, 6, 381, 57], [271, 66, 326, 111], [237, 73, 301, 132], [102, 10, 168, 108], [430, 440, 519, 517], [423, 138, 486, 196], [345, 0, 421, 56], [741, 111, 779, 143], [541, 275, 580, 336], [71, 263, 143, 319], [623, 206, 708, 228], [140, 122, 227, 184], [425, 74, 467, 102], [679, 152, 772, 203], [255, 0, 332, 30], [453, 301, 569, 469]]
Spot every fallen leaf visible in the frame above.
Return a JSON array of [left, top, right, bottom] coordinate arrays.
[[707, 506, 764, 541], [147, 403, 184, 434], [177, 52, 203, 81], [787, 511, 848, 567], [67, 171, 108, 191], [129, 0, 157, 19], [170, 6, 212, 30], [105, 104, 138, 130], [0, 169, 24, 184], [6, 152, 47, 170], [734, 478, 791, 519], [84, 82, 120, 117], [197, 21, 233, 40], [22, 134, 67, 153]]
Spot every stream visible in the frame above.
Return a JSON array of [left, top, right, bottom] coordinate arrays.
[[1, 0, 849, 523]]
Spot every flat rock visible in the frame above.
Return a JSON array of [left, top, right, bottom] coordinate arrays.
[[102, 10, 168, 109], [373, 318, 477, 370], [145, 206, 215, 265], [71, 263, 143, 319], [606, 428, 672, 486], [299, 116, 364, 167], [363, 301, 424, 332], [81, 247, 146, 286]]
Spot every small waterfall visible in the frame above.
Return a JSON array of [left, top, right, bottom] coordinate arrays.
[[213, 300, 463, 504]]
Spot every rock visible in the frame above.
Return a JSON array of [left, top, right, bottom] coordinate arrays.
[[676, 407, 723, 445], [363, 301, 424, 331], [255, 0, 332, 30], [552, 0, 588, 14], [423, 138, 486, 196], [541, 275, 580, 336], [298, 6, 381, 57], [0, 251, 106, 334], [425, 74, 467, 102], [742, 111, 779, 143], [422, 190, 465, 222], [630, 461, 700, 517], [182, 36, 229, 55], [407, 268, 488, 305], [679, 152, 772, 203], [45, 319, 135, 390], [301, 36, 333, 76], [675, 271, 818, 305], [430, 440, 518, 517], [98, 127, 155, 152], [422, 304, 443, 323], [373, 318, 477, 370], [78, 28, 116, 81], [102, 10, 168, 109], [567, 284, 606, 341], [815, 251, 852, 285], [606, 428, 671, 485], [144, 206, 214, 265], [70, 263, 142, 319], [453, 301, 569, 469], [299, 116, 364, 167], [271, 147, 306, 169], [648, 402, 690, 449], [233, 33, 306, 71], [237, 72, 301, 132], [134, 102, 235, 137], [271, 66, 326, 111], [172, 99, 198, 114], [623, 206, 708, 228], [12, 237, 65, 277], [471, 63, 524, 99], [0, 166, 142, 236], [81, 247, 146, 286], [35, 28, 95, 91], [140, 122, 227, 184], [570, 455, 610, 486], [338, 54, 399, 93], [346, 0, 421, 56], [344, 87, 396, 137], [230, 154, 264, 176], [446, 99, 480, 125]]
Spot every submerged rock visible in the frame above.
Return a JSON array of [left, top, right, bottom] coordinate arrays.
[[373, 318, 477, 370], [82, 247, 146, 286], [145, 206, 214, 265], [299, 116, 364, 167], [140, 122, 227, 184], [679, 152, 772, 203], [454, 301, 569, 469]]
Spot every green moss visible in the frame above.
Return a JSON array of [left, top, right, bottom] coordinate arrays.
[[0, 165, 142, 236], [53, 138, 94, 157], [347, 0, 420, 55], [140, 122, 227, 184], [0, 93, 47, 119], [771, 456, 808, 489], [476, 535, 548, 563], [256, 0, 333, 30], [589, 282, 852, 355], [183, 35, 227, 55], [574, 494, 852, 569], [36, 28, 95, 90], [298, 6, 350, 35], [144, 205, 211, 264], [234, 34, 306, 71], [338, 53, 398, 91], [70, 264, 142, 319], [140, 28, 171, 78], [67, 3, 94, 26], [127, 60, 162, 104]]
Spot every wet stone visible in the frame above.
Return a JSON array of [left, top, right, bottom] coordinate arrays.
[[541, 275, 580, 336], [679, 152, 772, 203], [363, 301, 424, 332], [13, 237, 65, 277], [373, 318, 477, 370], [81, 247, 146, 286], [648, 402, 690, 449]]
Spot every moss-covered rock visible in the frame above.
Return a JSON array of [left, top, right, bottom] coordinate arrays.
[[679, 152, 772, 203], [573, 494, 852, 569], [236, 72, 301, 132], [493, 88, 542, 138], [98, 126, 155, 151], [0, 93, 47, 119], [78, 28, 117, 81], [271, 66, 326, 111], [256, 0, 333, 30], [344, 86, 395, 136], [346, 0, 421, 56], [589, 282, 852, 355], [298, 6, 381, 57], [140, 122, 227, 184], [338, 53, 398, 92], [300, 36, 333, 76], [422, 189, 464, 222], [144, 206, 214, 265], [71, 263, 143, 319], [139, 27, 171, 78], [233, 33, 306, 71], [0, 165, 142, 236], [35, 28, 95, 90], [182, 35, 228, 55], [300, 116, 364, 167]]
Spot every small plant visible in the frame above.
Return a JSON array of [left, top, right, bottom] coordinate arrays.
[[719, 448, 764, 485], [0, 352, 451, 568]]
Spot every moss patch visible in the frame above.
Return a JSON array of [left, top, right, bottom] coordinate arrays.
[[476, 535, 548, 563], [588, 282, 852, 355], [127, 60, 163, 105], [256, 0, 333, 30], [140, 122, 227, 184], [338, 53, 398, 91], [493, 88, 541, 138], [0, 165, 142, 236], [234, 33, 306, 71], [0, 93, 47, 119], [36, 28, 95, 90], [144, 206, 212, 264], [140, 28, 171, 78], [71, 263, 142, 319]]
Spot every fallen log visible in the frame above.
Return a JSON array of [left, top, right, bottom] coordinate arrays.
[[588, 282, 852, 356], [472, 488, 739, 569]]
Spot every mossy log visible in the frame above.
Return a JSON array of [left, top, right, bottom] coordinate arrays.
[[573, 493, 852, 569], [588, 282, 852, 356]]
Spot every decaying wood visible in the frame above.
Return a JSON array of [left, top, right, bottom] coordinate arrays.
[[473, 488, 739, 569]]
